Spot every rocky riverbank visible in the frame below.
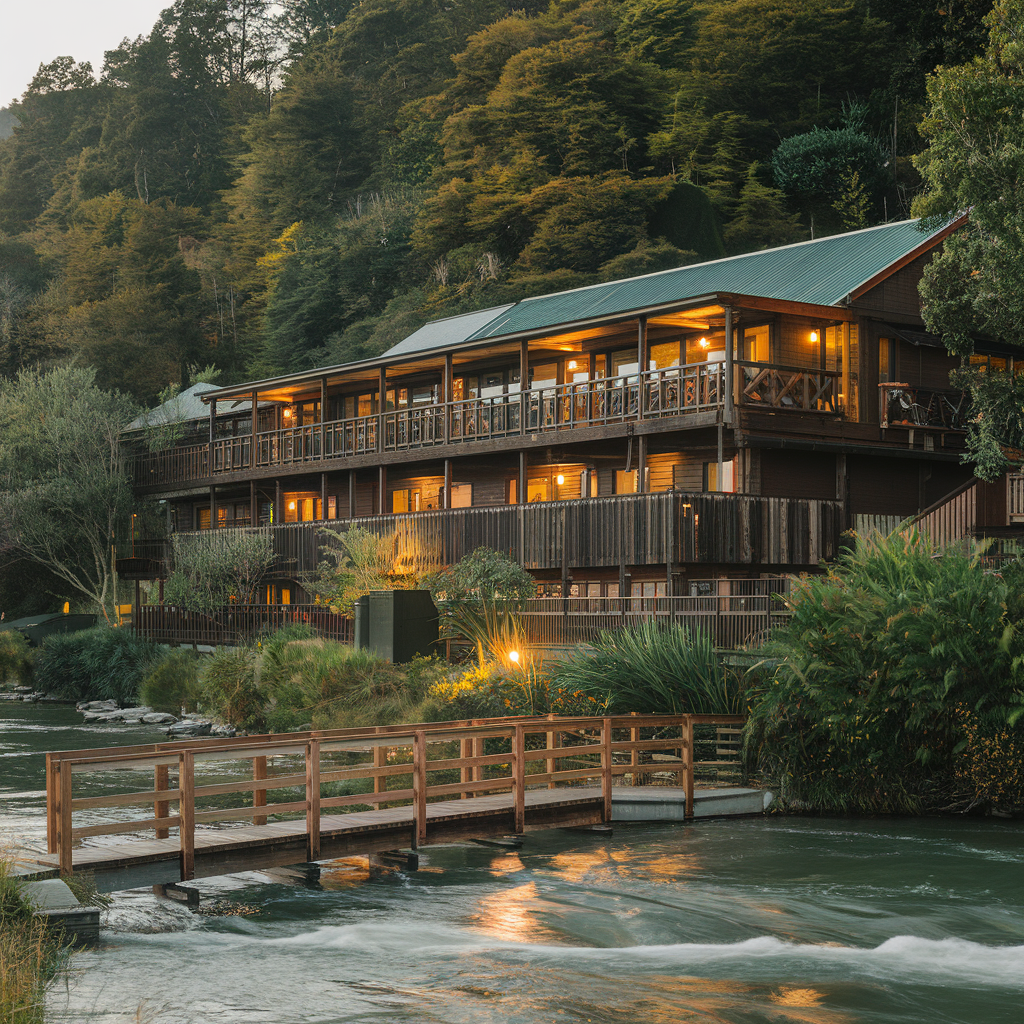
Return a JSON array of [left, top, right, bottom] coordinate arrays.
[[74, 700, 237, 737]]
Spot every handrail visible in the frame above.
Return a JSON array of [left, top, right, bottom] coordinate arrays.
[[47, 713, 747, 875]]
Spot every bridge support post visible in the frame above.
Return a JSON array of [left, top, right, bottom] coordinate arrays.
[[512, 724, 526, 834], [682, 717, 695, 821], [179, 751, 195, 881], [601, 718, 613, 823], [58, 762, 72, 875], [253, 756, 267, 826], [412, 731, 427, 847], [155, 764, 169, 839], [306, 740, 321, 861]]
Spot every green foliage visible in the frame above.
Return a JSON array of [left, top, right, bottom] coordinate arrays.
[[550, 623, 739, 715], [165, 531, 276, 613], [140, 649, 201, 714], [34, 627, 163, 704], [746, 530, 1024, 813], [0, 628, 33, 687], [309, 526, 439, 615], [424, 547, 536, 606], [201, 647, 264, 730], [948, 366, 1024, 481]]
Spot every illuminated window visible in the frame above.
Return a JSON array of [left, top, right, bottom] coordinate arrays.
[[704, 460, 736, 493]]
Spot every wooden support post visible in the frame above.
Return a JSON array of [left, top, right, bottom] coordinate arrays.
[[208, 398, 216, 476], [320, 376, 328, 458], [519, 339, 529, 401], [209, 484, 217, 530], [249, 479, 257, 527], [444, 458, 452, 510], [58, 762, 72, 875], [378, 366, 386, 454], [374, 727, 386, 805], [630, 712, 639, 785], [460, 736, 471, 798], [378, 465, 387, 515], [412, 731, 427, 848], [724, 305, 735, 425], [155, 764, 170, 839], [637, 316, 647, 418], [348, 469, 356, 519], [637, 434, 647, 493], [512, 724, 526, 834], [546, 714, 556, 791], [682, 717, 695, 821], [320, 472, 327, 521], [253, 756, 267, 826], [250, 390, 258, 469], [306, 739, 321, 861], [46, 754, 57, 853], [444, 352, 453, 445], [179, 751, 195, 881], [275, 479, 282, 525], [471, 723, 482, 790], [601, 717, 613, 823]]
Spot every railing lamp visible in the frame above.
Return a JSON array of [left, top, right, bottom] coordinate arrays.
[[810, 330, 819, 343]]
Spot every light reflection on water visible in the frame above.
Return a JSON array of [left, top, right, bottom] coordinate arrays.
[[4, 704, 1024, 1023]]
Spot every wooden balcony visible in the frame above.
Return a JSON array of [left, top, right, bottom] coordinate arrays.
[[879, 383, 968, 431], [132, 360, 851, 488], [142, 492, 843, 579]]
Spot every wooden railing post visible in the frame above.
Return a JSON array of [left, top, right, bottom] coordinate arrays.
[[601, 718, 613, 823], [252, 756, 267, 826], [374, 727, 387, 805], [546, 713, 556, 790], [58, 761, 72, 875], [512, 724, 526, 834], [682, 717, 695, 821], [460, 735, 472, 799], [179, 751, 195, 880], [630, 712, 639, 785], [155, 764, 170, 838], [306, 739, 321, 861], [46, 754, 57, 854], [412, 730, 427, 847]]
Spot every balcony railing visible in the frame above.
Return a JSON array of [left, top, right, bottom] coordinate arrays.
[[135, 603, 354, 647], [133, 361, 849, 487], [879, 383, 968, 430]]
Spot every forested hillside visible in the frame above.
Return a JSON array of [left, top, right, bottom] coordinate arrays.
[[0, 0, 994, 402]]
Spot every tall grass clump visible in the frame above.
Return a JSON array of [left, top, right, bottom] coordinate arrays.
[[201, 647, 264, 730], [0, 855, 65, 1024], [746, 530, 1024, 813], [140, 649, 201, 714], [33, 627, 164, 704], [0, 628, 33, 687], [550, 622, 740, 715]]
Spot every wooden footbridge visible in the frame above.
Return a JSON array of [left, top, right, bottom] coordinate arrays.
[[38, 714, 746, 892]]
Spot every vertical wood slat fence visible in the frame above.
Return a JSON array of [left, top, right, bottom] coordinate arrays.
[[46, 714, 746, 878]]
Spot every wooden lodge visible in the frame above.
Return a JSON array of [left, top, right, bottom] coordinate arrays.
[[124, 217, 1024, 644]]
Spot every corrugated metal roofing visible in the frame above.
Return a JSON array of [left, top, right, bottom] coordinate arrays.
[[470, 219, 939, 341], [384, 303, 515, 357], [127, 383, 266, 429]]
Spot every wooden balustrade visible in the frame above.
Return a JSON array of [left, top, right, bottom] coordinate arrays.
[[135, 604, 353, 646], [46, 713, 747, 876], [131, 361, 831, 487], [878, 383, 968, 430]]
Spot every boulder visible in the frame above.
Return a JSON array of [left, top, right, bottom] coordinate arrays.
[[166, 720, 212, 738], [77, 700, 118, 712], [142, 713, 177, 725], [210, 724, 236, 737]]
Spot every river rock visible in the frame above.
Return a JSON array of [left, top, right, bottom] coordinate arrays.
[[142, 713, 177, 725], [14, 686, 34, 694], [210, 724, 236, 737], [78, 700, 118, 712], [82, 710, 124, 722], [166, 720, 212, 737]]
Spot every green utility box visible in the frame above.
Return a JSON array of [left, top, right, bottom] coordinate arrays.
[[360, 590, 438, 663]]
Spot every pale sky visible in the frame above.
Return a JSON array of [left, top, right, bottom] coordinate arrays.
[[1, 1, 170, 108]]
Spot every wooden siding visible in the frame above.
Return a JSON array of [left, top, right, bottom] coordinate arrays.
[[758, 450, 837, 500], [855, 252, 930, 318]]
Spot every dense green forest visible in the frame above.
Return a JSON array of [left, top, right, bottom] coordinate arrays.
[[0, 0, 995, 402]]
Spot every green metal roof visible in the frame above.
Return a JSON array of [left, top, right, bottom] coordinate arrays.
[[383, 219, 945, 358]]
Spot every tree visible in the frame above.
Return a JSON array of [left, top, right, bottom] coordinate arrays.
[[0, 365, 138, 620], [723, 163, 804, 254], [164, 530, 276, 612]]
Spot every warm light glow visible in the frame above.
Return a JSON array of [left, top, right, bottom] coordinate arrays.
[[62, 602, 70, 614], [699, 337, 709, 348], [567, 360, 578, 370], [508, 650, 520, 664], [556, 474, 565, 485], [810, 330, 819, 343], [283, 408, 293, 418], [287, 501, 296, 510]]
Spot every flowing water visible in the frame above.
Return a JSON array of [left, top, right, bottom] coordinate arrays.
[[3, 703, 1023, 1024]]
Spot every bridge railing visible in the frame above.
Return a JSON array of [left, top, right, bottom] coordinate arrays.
[[46, 713, 747, 877]]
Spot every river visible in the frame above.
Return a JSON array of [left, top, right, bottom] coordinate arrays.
[[3, 702, 1023, 1023]]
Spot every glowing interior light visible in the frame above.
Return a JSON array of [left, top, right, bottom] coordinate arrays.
[[283, 408, 293, 418], [556, 474, 565, 485], [567, 360, 578, 370], [508, 650, 520, 664], [699, 337, 709, 348], [810, 331, 819, 343], [288, 501, 296, 510]]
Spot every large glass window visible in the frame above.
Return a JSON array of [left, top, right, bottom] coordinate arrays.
[[704, 460, 735, 493], [649, 341, 681, 369], [744, 325, 769, 362]]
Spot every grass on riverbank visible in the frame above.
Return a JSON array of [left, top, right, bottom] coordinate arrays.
[[0, 855, 66, 1024]]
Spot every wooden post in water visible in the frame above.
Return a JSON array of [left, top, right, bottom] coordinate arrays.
[[179, 751, 195, 881], [512, 724, 526, 834], [252, 756, 267, 826], [155, 764, 170, 838], [58, 762, 73, 875], [601, 718, 613, 823], [682, 717, 695, 821], [306, 740, 321, 861], [412, 731, 427, 847]]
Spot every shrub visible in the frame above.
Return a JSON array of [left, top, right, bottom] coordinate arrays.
[[200, 647, 264, 731], [550, 622, 739, 715], [0, 629, 33, 687], [33, 627, 164, 704], [165, 531, 276, 612], [140, 650, 201, 715], [746, 530, 1024, 813]]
